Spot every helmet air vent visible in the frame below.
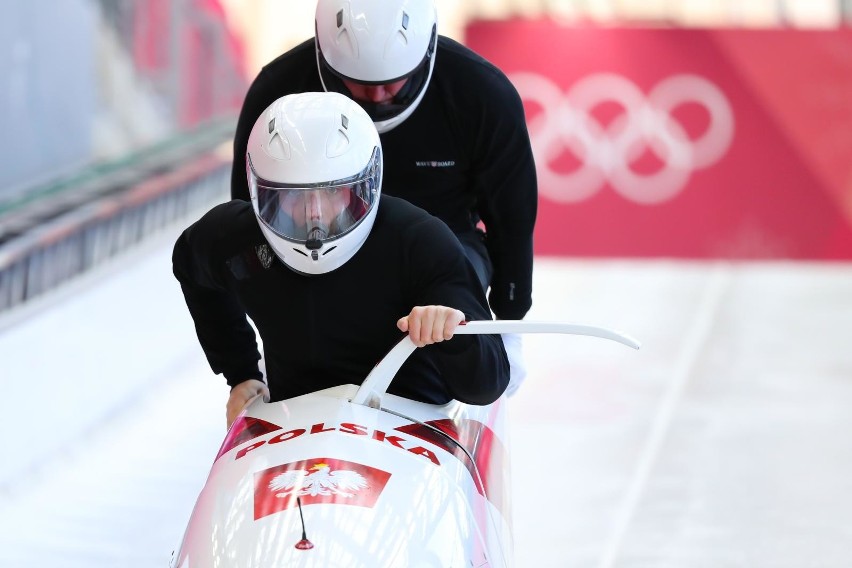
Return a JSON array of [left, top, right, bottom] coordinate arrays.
[[336, 9, 343, 28], [341, 114, 349, 129], [267, 132, 291, 160], [327, 125, 350, 158], [401, 12, 409, 30]]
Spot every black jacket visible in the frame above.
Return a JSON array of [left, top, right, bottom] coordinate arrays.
[[230, 36, 537, 320], [172, 196, 509, 406]]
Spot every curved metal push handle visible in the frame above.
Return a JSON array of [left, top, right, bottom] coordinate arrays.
[[350, 320, 641, 407]]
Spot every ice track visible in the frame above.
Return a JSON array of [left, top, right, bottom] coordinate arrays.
[[1, 223, 851, 567]]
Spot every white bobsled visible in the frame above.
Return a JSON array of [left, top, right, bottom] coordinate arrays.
[[169, 321, 640, 568]]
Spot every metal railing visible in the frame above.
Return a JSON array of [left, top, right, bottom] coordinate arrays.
[[0, 1, 248, 314], [0, 118, 235, 314]]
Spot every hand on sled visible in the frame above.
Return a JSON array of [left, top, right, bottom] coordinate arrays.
[[397, 306, 465, 348], [227, 378, 270, 429]]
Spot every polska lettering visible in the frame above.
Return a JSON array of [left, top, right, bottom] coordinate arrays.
[[235, 422, 441, 466]]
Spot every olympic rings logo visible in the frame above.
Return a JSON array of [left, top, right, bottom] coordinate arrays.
[[511, 72, 735, 204]]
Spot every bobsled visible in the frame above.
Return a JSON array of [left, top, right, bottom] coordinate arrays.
[[169, 321, 639, 568]]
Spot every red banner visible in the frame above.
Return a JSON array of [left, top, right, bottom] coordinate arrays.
[[133, 0, 248, 127], [465, 22, 852, 259]]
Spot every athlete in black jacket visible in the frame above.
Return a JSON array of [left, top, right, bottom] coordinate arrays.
[[175, 93, 508, 426], [229, 1, 537, 324]]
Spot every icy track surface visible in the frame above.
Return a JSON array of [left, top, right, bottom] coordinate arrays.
[[1, 224, 852, 567]]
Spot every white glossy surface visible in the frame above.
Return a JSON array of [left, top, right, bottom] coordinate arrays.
[[1, 227, 851, 567], [174, 386, 508, 567]]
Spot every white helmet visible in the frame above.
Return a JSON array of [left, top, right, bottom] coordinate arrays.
[[246, 92, 382, 275], [315, 0, 438, 133]]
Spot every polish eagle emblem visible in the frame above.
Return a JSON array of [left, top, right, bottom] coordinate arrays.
[[269, 462, 369, 498]]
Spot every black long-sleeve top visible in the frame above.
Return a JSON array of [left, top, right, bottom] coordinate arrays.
[[172, 196, 509, 406], [230, 36, 537, 320]]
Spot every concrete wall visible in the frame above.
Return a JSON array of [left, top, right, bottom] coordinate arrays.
[[0, 1, 97, 194]]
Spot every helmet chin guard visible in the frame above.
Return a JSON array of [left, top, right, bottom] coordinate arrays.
[[246, 93, 382, 275]]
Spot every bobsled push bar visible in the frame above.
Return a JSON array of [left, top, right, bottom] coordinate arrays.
[[351, 320, 641, 408]]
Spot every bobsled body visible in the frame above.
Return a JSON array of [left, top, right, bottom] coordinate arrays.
[[171, 385, 512, 568], [171, 321, 642, 567]]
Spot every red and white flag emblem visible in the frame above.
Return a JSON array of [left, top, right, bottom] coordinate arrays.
[[254, 457, 391, 520]]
